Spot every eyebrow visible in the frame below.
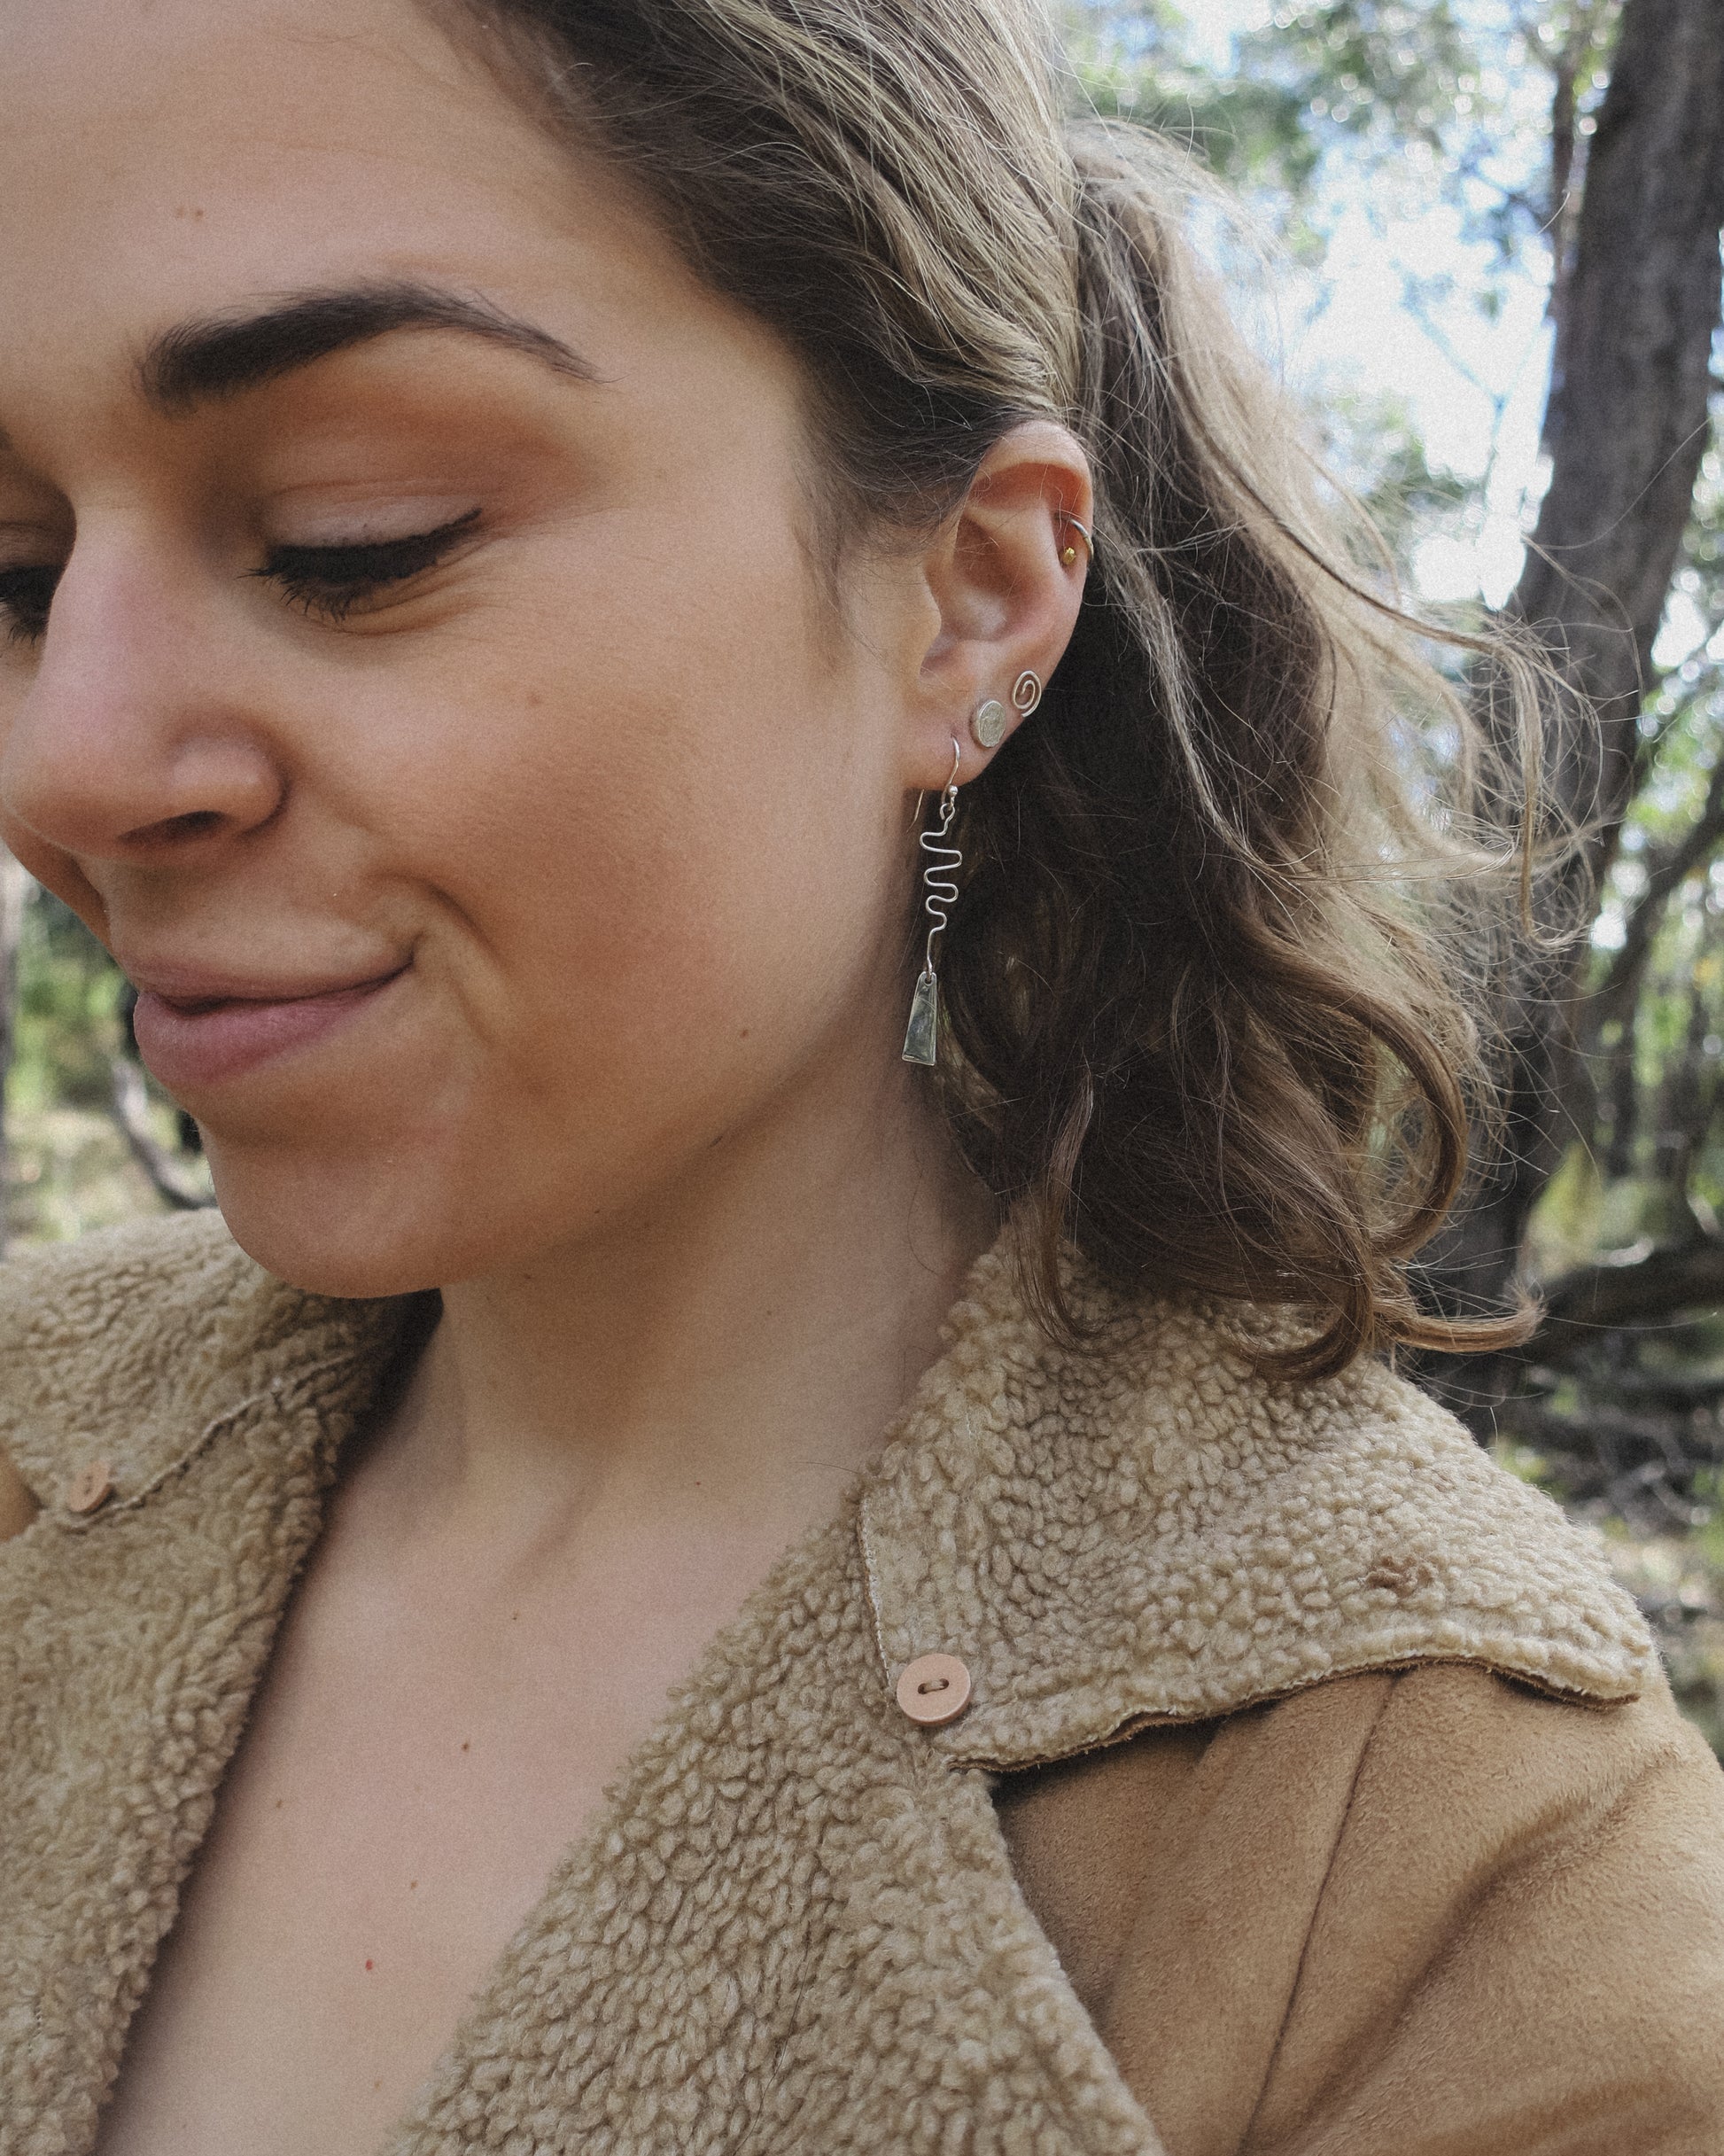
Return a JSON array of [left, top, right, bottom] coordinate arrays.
[[136, 280, 603, 414]]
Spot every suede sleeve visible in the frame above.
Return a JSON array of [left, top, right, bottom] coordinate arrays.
[[1246, 1664, 1724, 2155], [996, 1665, 1724, 2156]]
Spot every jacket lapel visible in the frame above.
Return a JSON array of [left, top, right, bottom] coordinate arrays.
[[0, 1230, 414, 2152], [1, 1221, 1167, 2156], [381, 1505, 1164, 2156]]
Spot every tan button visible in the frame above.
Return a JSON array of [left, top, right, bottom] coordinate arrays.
[[896, 1652, 972, 1727], [64, 1459, 113, 1515]]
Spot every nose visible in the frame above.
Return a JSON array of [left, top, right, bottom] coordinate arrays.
[[0, 533, 284, 866]]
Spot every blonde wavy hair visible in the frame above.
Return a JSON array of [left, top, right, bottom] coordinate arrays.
[[439, 0, 1555, 1378]]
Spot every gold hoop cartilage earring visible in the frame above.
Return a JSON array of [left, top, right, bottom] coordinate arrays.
[[970, 697, 1007, 750], [902, 737, 963, 1068], [1056, 512, 1094, 567], [1012, 669, 1043, 717]]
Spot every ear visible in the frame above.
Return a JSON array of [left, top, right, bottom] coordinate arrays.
[[903, 418, 1092, 793]]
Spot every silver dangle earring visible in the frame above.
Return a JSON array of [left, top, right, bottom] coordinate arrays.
[[902, 737, 963, 1067]]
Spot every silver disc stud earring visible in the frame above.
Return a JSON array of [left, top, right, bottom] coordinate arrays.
[[970, 698, 1008, 750]]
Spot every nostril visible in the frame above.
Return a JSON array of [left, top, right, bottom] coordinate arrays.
[[4, 697, 286, 859], [123, 808, 226, 848]]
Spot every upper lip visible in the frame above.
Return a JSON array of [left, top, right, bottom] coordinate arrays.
[[123, 959, 410, 1008]]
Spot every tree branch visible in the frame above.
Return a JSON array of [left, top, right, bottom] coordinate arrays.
[[1534, 1234, 1724, 1344], [1594, 746, 1724, 1005], [109, 1057, 214, 1213]]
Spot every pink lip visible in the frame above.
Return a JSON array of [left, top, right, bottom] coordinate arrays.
[[131, 967, 409, 1094]]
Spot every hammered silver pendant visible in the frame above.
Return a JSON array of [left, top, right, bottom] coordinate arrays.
[[901, 969, 939, 1066]]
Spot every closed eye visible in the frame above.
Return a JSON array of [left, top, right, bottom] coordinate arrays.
[[0, 507, 486, 650], [256, 506, 483, 622]]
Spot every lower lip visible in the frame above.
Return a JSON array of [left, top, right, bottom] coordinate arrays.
[[132, 971, 408, 1094]]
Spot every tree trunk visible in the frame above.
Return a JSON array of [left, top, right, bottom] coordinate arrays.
[[1417, 0, 1724, 1426]]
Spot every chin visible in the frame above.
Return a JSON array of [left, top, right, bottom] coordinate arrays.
[[203, 1141, 499, 1301]]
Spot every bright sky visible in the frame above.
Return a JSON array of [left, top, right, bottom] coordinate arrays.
[[1165, 0, 1557, 612], [1299, 206, 1555, 612], [1134, 0, 1718, 963], [1093, 0, 1722, 665]]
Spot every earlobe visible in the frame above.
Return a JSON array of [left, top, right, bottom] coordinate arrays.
[[970, 698, 1007, 750], [967, 670, 1042, 752]]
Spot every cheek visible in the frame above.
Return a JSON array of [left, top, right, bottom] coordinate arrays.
[[203, 509, 909, 1293], [366, 548, 897, 1113]]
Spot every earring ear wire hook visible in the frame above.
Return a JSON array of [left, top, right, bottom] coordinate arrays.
[[908, 736, 963, 828]]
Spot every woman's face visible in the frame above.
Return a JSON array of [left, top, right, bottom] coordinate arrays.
[[0, 0, 963, 1293]]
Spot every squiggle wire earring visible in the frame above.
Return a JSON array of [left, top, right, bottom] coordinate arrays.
[[901, 737, 963, 1067]]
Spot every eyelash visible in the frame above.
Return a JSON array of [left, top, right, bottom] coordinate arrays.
[[0, 507, 483, 647], [0, 566, 57, 648], [254, 508, 483, 622]]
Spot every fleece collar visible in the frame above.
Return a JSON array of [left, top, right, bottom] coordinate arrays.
[[0, 1214, 415, 1542], [4, 1211, 1656, 1786], [855, 1241, 1656, 1772]]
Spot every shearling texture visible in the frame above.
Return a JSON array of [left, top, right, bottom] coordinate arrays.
[[858, 1248, 1657, 1768], [1, 1210, 1715, 2156]]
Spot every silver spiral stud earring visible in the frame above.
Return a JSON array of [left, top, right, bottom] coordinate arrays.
[[902, 738, 963, 1068], [1013, 669, 1044, 717]]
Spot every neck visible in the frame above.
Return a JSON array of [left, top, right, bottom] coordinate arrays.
[[369, 1036, 998, 1556]]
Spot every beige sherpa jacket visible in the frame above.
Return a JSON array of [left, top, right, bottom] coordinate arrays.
[[1, 1211, 1722, 2156]]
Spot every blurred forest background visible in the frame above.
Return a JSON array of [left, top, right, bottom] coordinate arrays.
[[4, 0, 1724, 1753]]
